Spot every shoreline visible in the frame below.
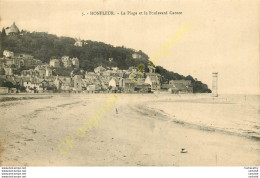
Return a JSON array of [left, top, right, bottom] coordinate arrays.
[[139, 102, 260, 141], [0, 94, 259, 166]]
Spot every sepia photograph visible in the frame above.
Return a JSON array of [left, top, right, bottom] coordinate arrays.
[[0, 0, 259, 172]]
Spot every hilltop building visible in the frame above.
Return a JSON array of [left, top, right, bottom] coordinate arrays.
[[74, 38, 83, 47], [3, 50, 14, 58], [132, 53, 142, 59], [5, 22, 19, 35]]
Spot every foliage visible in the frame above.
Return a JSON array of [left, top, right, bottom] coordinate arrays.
[[0, 78, 15, 88], [52, 67, 72, 77], [156, 66, 211, 93]]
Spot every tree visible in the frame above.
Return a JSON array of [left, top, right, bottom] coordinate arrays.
[[1, 28, 6, 37]]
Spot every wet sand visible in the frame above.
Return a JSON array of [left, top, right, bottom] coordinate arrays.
[[0, 94, 259, 166]]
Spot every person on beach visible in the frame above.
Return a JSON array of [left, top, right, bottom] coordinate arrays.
[[116, 108, 118, 114]]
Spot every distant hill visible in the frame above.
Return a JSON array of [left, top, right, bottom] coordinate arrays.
[[0, 30, 211, 93]]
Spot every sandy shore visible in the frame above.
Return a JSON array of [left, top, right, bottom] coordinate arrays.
[[0, 94, 259, 166]]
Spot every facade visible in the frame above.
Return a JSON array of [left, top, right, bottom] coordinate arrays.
[[4, 67, 13, 76], [73, 75, 82, 92], [71, 57, 79, 68], [45, 68, 53, 77], [109, 78, 120, 92], [34, 66, 46, 78], [22, 78, 32, 92], [0, 87, 9, 94], [21, 69, 38, 77], [120, 78, 135, 93], [145, 75, 161, 90], [59, 76, 73, 91], [50, 59, 60, 68], [54, 76, 62, 90], [34, 65, 52, 78], [135, 79, 151, 93], [109, 78, 117, 88], [2, 51, 41, 68], [145, 65, 161, 91], [61, 56, 72, 68]]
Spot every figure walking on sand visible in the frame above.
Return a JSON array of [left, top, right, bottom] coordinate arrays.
[[116, 108, 118, 114]]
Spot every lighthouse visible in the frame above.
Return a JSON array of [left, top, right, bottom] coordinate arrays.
[[212, 72, 218, 97]]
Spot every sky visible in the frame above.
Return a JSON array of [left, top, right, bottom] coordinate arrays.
[[0, 0, 259, 94]]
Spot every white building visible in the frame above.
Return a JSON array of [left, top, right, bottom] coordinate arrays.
[[109, 78, 117, 87], [3, 50, 14, 58], [45, 67, 53, 77], [132, 53, 142, 59], [50, 59, 60, 68], [74, 38, 83, 47]]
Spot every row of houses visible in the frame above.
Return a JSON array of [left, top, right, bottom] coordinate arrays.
[[0, 50, 193, 94], [50, 56, 79, 68], [1, 50, 43, 69], [0, 65, 193, 94]]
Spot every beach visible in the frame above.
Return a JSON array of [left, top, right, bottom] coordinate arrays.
[[0, 93, 259, 166]]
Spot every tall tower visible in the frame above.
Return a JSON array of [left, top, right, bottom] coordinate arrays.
[[212, 72, 218, 97]]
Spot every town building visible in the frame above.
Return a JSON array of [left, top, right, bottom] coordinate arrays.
[[73, 75, 82, 92], [50, 59, 60, 68], [162, 80, 193, 93], [34, 65, 53, 78], [54, 76, 62, 90], [135, 78, 151, 93], [109, 77, 121, 92], [120, 78, 135, 93], [61, 56, 72, 68], [4, 67, 13, 76], [71, 57, 79, 68], [45, 67, 53, 77], [145, 65, 161, 91], [1, 51, 42, 69], [21, 69, 38, 77], [0, 87, 9, 94]]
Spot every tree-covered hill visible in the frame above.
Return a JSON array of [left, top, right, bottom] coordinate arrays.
[[0, 30, 211, 93]]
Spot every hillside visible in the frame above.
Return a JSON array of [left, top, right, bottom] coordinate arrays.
[[0, 30, 211, 93]]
